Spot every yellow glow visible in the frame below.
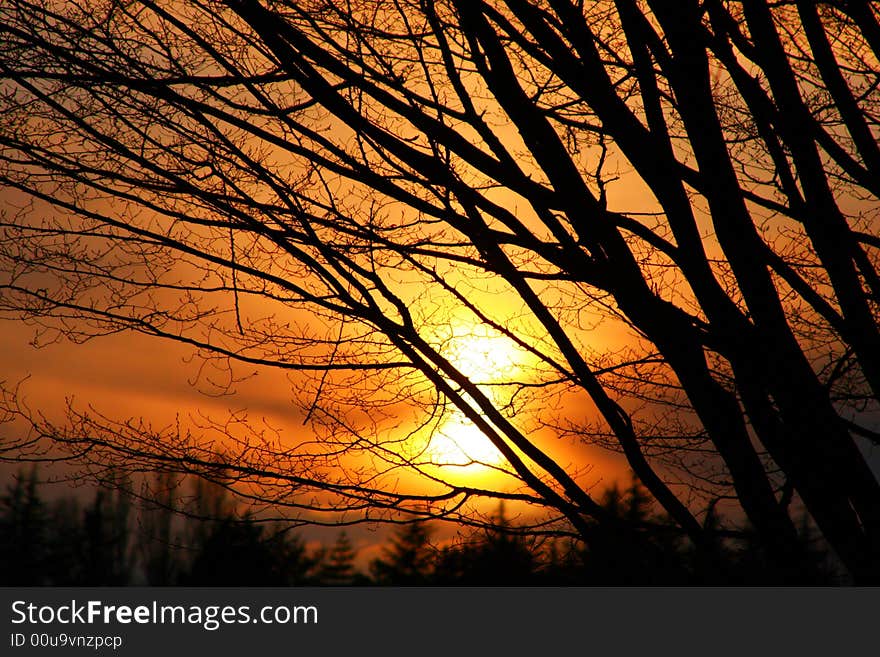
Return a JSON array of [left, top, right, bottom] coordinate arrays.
[[418, 319, 532, 468], [427, 416, 503, 467], [440, 322, 524, 384]]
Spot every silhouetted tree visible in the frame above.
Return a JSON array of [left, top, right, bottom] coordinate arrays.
[[0, 470, 135, 585], [315, 531, 362, 585], [1, 1, 879, 582], [137, 472, 181, 586], [0, 468, 48, 584], [568, 476, 693, 584], [370, 522, 435, 584], [79, 481, 136, 585], [185, 517, 280, 585], [43, 496, 86, 585], [176, 474, 319, 585], [265, 529, 320, 585], [434, 506, 542, 584]]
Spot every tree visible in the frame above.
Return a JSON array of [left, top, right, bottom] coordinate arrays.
[[370, 522, 435, 584], [1, 0, 880, 582], [184, 515, 316, 585], [137, 472, 182, 586], [433, 504, 543, 584], [314, 531, 361, 585], [0, 468, 48, 584], [79, 483, 135, 585], [0, 469, 137, 585]]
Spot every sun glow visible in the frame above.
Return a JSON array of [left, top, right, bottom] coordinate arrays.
[[442, 326, 522, 383], [427, 416, 504, 467], [422, 320, 534, 469]]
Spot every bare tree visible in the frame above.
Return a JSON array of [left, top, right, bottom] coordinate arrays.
[[1, 0, 879, 581]]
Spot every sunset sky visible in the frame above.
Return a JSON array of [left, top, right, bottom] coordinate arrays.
[[3, 0, 880, 586], [0, 267, 631, 555]]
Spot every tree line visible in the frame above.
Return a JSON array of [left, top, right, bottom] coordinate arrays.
[[0, 470, 842, 586]]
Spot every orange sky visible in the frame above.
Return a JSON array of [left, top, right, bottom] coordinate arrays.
[[0, 295, 632, 555]]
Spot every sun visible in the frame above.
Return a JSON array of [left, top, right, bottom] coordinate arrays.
[[441, 322, 524, 384], [420, 320, 533, 468], [427, 416, 504, 467]]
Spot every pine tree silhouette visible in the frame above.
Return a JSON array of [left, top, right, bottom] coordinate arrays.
[[370, 522, 434, 584], [315, 531, 360, 585]]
